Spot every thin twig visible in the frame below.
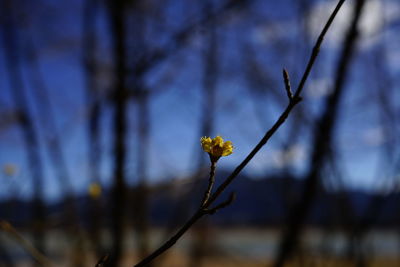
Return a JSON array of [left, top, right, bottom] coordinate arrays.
[[134, 210, 205, 266], [205, 192, 236, 215], [95, 254, 109, 267], [0, 220, 53, 266], [293, 0, 346, 101], [201, 161, 217, 207], [132, 1, 346, 266]]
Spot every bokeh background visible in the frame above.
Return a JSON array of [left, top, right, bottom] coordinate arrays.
[[0, 0, 400, 266]]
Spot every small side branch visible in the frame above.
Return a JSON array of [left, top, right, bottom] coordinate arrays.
[[282, 69, 293, 100], [283, 69, 302, 104], [205, 192, 236, 215]]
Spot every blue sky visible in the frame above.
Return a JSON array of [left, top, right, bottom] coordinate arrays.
[[0, 0, 399, 202]]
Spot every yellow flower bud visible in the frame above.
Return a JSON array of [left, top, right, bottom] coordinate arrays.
[[200, 136, 233, 160]]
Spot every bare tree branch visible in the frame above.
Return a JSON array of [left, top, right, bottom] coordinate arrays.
[[131, 1, 346, 266], [273, 0, 365, 266]]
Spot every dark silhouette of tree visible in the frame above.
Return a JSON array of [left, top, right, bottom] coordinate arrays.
[[106, 0, 128, 265], [273, 0, 366, 266], [1, 1, 47, 263], [82, 0, 106, 258]]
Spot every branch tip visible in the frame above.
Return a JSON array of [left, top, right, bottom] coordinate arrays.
[[282, 68, 293, 100]]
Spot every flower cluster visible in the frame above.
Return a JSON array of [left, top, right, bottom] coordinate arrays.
[[201, 136, 233, 161]]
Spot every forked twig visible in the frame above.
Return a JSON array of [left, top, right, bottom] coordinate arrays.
[[129, 0, 347, 266]]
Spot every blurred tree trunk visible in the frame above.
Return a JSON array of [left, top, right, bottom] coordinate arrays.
[[133, 88, 151, 262], [24, 36, 85, 267], [272, 0, 366, 266], [0, 2, 46, 265], [83, 0, 106, 259], [196, 3, 218, 169], [107, 0, 128, 265], [127, 2, 152, 262], [369, 30, 400, 263], [338, 55, 396, 267], [189, 1, 219, 266]]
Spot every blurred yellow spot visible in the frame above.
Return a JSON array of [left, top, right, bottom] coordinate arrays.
[[3, 164, 17, 177], [201, 136, 233, 160], [88, 183, 102, 199]]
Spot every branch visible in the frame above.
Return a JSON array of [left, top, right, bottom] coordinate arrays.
[[131, 1, 346, 266], [273, 0, 364, 266], [203, 0, 346, 210], [201, 161, 217, 207]]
